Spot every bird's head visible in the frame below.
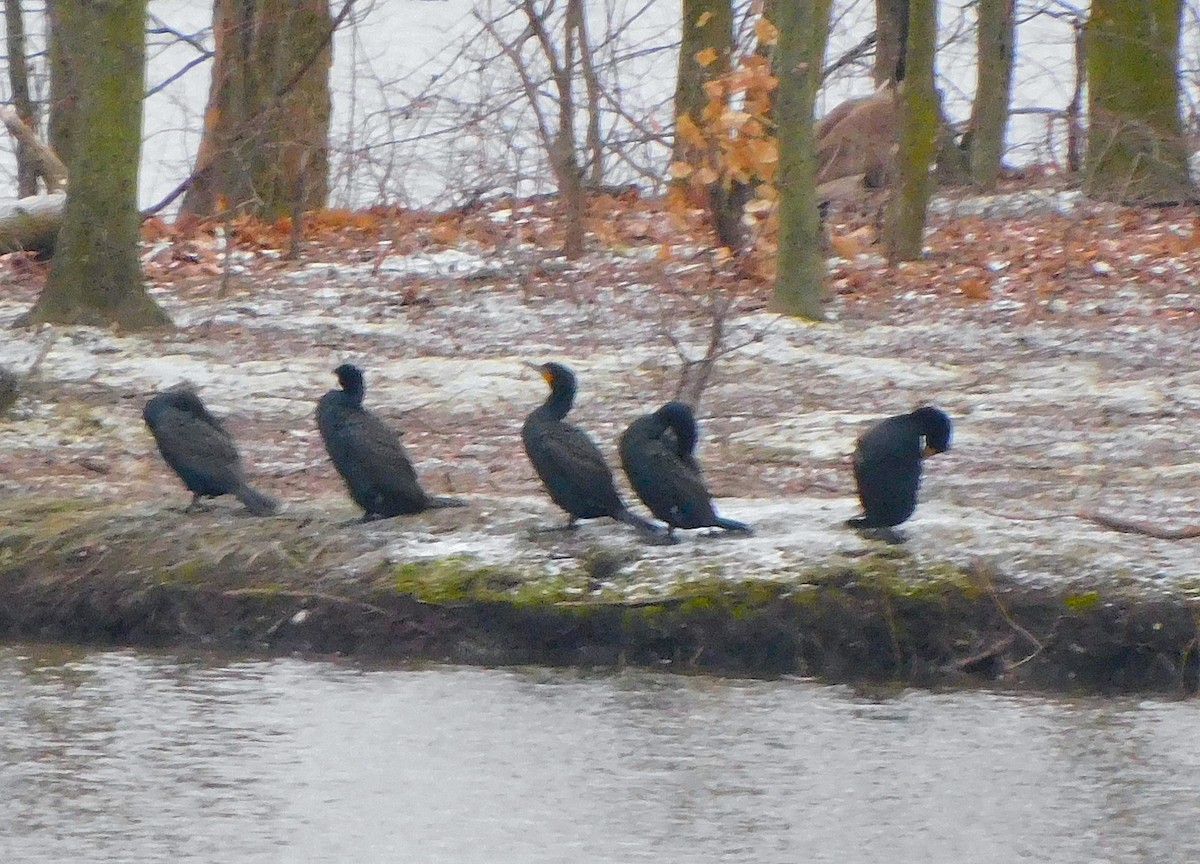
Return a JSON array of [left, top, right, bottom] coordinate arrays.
[[913, 405, 952, 457], [525, 361, 575, 392], [334, 364, 366, 403]]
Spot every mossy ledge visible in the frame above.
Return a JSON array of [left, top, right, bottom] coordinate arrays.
[[1, 497, 1197, 695]]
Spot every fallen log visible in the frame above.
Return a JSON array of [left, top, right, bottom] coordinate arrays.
[[0, 107, 68, 257], [0, 191, 66, 257]]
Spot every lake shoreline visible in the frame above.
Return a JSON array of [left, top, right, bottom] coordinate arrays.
[[3, 496, 1196, 696]]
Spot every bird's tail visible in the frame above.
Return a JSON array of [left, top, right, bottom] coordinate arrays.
[[426, 495, 468, 509], [845, 515, 871, 529], [235, 483, 280, 516], [714, 516, 753, 534], [616, 507, 665, 536]]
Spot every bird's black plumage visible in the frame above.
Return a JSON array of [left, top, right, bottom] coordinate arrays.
[[143, 386, 279, 515], [847, 406, 952, 531], [620, 401, 751, 537], [316, 364, 465, 520], [522, 362, 660, 534]]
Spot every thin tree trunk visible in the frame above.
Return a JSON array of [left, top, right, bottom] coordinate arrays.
[[874, 0, 908, 84], [26, 0, 170, 330], [1066, 19, 1086, 174], [558, 0, 585, 258], [45, 0, 78, 168], [883, 0, 937, 263], [1084, 0, 1193, 204], [967, 0, 1015, 190], [5, 0, 38, 196], [771, 0, 833, 321], [569, 0, 604, 187]]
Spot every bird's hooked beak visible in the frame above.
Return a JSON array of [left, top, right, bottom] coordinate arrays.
[[923, 443, 943, 458], [523, 361, 553, 384]]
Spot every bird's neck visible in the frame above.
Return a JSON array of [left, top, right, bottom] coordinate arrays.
[[539, 386, 574, 420]]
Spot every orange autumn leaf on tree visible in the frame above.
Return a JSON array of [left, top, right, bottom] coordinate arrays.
[[754, 16, 779, 46], [670, 160, 696, 179], [676, 114, 707, 150]]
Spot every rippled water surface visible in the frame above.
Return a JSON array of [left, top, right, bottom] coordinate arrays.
[[2, 644, 1198, 863]]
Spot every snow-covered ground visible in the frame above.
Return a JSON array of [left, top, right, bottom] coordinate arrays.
[[2, 196, 1199, 597]]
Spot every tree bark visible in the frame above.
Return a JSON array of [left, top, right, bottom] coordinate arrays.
[[45, 0, 78, 168], [557, 0, 585, 259], [883, 0, 937, 263], [967, 0, 1015, 190], [874, 0, 908, 85], [1066, 19, 1086, 174], [180, 0, 333, 219], [771, 0, 833, 321], [1084, 0, 1194, 204], [25, 0, 170, 330], [673, 0, 742, 249], [5, 0, 38, 196]]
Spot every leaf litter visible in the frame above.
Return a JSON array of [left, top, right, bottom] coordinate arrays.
[[1, 187, 1198, 600]]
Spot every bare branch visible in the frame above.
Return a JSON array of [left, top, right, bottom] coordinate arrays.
[[0, 106, 68, 193]]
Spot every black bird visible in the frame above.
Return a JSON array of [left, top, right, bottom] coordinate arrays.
[[847, 406, 952, 538], [143, 386, 279, 516], [619, 401, 752, 538], [316, 364, 466, 521], [522, 361, 661, 534]]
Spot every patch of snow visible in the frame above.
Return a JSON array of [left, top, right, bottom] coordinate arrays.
[[931, 189, 1083, 220]]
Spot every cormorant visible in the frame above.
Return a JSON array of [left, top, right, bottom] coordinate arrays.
[[620, 401, 752, 538], [316, 363, 465, 521], [521, 361, 661, 534], [143, 386, 279, 515], [847, 406, 952, 538]]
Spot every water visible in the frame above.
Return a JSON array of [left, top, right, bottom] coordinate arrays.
[[2, 645, 1199, 863]]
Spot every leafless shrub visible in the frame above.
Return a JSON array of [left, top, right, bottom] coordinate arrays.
[[655, 254, 774, 410]]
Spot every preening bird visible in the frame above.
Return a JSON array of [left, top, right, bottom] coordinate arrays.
[[316, 363, 466, 521], [847, 405, 952, 539], [143, 385, 279, 516], [521, 361, 661, 535], [619, 401, 752, 538]]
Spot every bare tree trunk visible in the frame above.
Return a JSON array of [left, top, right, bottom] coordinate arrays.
[[5, 0, 38, 196], [569, 0, 604, 187], [1084, 0, 1194, 204], [180, 0, 333, 219], [967, 0, 1015, 190], [26, 0, 170, 330], [883, 0, 937, 263], [771, 0, 833, 320], [45, 0, 78, 168], [673, 0, 744, 249], [874, 0, 908, 84], [558, 0, 585, 259], [1066, 19, 1086, 174]]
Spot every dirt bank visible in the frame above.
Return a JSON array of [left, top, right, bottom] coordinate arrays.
[[1, 496, 1195, 694]]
